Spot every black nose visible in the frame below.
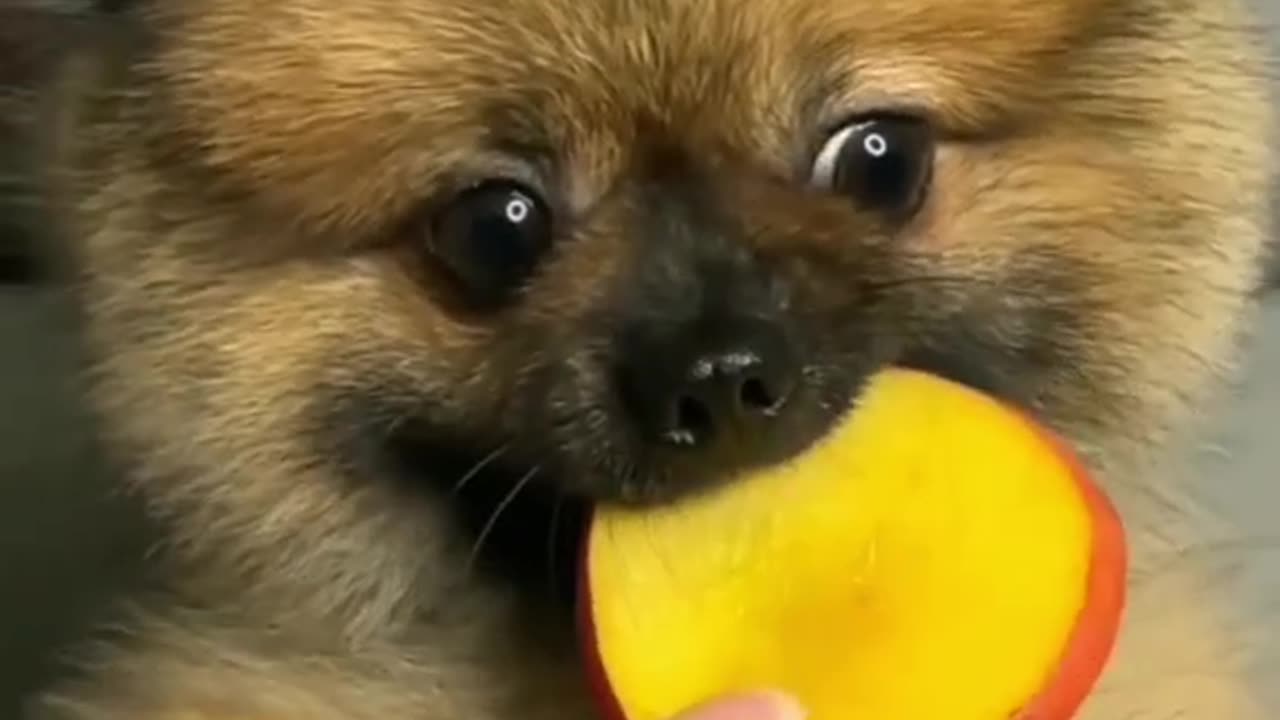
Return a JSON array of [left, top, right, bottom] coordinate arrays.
[[616, 317, 802, 455]]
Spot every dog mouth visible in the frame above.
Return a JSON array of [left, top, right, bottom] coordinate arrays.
[[385, 347, 1020, 616]]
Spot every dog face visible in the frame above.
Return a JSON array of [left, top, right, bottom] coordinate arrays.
[[56, 0, 1272, 619]]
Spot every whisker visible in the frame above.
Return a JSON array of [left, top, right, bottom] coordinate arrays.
[[465, 465, 539, 574], [451, 444, 509, 496], [545, 494, 564, 597]]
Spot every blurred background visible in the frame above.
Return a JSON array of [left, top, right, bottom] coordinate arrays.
[[0, 1, 1276, 717]]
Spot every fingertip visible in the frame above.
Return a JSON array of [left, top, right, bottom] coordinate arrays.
[[758, 690, 807, 720], [674, 691, 808, 720]]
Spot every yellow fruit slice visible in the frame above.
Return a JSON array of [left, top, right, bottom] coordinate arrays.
[[580, 368, 1126, 720]]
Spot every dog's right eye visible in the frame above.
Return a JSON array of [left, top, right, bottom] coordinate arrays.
[[425, 180, 553, 308], [810, 115, 935, 221]]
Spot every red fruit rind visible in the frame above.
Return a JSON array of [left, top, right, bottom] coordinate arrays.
[[1012, 419, 1127, 719], [579, 369, 1128, 720]]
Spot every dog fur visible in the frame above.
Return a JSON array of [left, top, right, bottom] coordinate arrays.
[[13, 0, 1277, 718]]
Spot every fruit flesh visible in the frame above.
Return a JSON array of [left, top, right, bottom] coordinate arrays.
[[581, 368, 1126, 720]]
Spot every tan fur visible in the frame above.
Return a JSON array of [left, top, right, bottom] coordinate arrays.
[[26, 0, 1275, 718]]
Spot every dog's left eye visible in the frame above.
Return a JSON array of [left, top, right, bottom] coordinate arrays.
[[426, 180, 553, 308], [811, 116, 935, 219]]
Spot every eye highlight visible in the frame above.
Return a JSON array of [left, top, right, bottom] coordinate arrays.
[[424, 180, 553, 309], [811, 116, 935, 220]]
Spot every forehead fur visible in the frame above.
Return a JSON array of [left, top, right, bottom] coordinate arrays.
[[135, 0, 1140, 234]]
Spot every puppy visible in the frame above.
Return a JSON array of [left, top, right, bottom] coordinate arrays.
[[22, 0, 1275, 718]]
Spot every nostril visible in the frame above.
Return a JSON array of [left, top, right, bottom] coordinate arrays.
[[739, 377, 777, 412], [618, 317, 802, 453], [671, 395, 715, 446]]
